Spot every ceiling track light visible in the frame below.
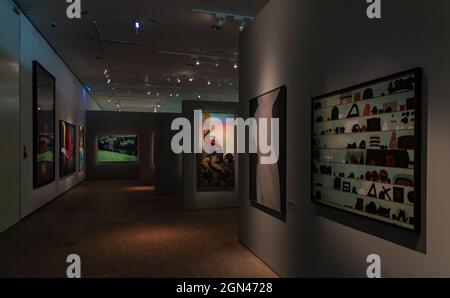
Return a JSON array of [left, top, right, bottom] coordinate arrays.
[[233, 61, 238, 69], [134, 20, 140, 34], [207, 80, 211, 86], [239, 21, 245, 32], [189, 77, 194, 82], [177, 77, 181, 83]]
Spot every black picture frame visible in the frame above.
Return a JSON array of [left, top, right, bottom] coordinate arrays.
[[249, 85, 287, 221], [311, 68, 422, 233], [196, 111, 236, 193], [33, 61, 56, 188], [59, 120, 77, 178]]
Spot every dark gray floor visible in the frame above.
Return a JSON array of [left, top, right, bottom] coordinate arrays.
[[0, 180, 277, 278]]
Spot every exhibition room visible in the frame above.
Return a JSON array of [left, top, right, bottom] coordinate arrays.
[[1, 0, 450, 281]]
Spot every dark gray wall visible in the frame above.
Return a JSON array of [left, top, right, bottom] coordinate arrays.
[[182, 100, 239, 209], [155, 113, 182, 194], [86, 111, 156, 184], [239, 0, 450, 277]]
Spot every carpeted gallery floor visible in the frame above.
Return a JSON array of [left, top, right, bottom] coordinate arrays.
[[0, 180, 277, 278]]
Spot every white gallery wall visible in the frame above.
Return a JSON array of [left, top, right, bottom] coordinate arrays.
[[20, 11, 88, 217], [239, 0, 450, 277], [0, 0, 20, 233]]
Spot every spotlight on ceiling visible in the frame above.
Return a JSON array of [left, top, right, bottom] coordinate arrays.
[[147, 91, 151, 95], [107, 98, 111, 102], [176, 93, 179, 97], [107, 78, 111, 84], [207, 80, 211, 86], [177, 77, 181, 83], [233, 61, 238, 69], [239, 21, 245, 32], [134, 20, 140, 34], [104, 69, 108, 75], [157, 104, 161, 108], [156, 92, 160, 96], [195, 58, 200, 66], [189, 77, 194, 82], [215, 60, 220, 67]]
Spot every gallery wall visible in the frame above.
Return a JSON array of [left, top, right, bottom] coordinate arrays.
[[0, 0, 20, 233], [155, 113, 182, 194], [86, 111, 156, 184], [182, 100, 239, 209], [239, 0, 450, 277], [20, 8, 88, 218]]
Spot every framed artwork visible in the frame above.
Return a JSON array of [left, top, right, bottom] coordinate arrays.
[[249, 85, 287, 221], [196, 112, 236, 192], [97, 136, 139, 163], [78, 126, 85, 172], [59, 120, 76, 177], [33, 61, 55, 188], [311, 68, 422, 232]]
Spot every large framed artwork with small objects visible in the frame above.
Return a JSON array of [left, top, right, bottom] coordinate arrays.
[[311, 68, 422, 232]]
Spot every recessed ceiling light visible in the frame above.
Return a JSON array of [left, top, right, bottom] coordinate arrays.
[[107, 98, 111, 102], [234, 61, 238, 69], [196, 58, 200, 66], [189, 77, 194, 82], [177, 77, 181, 83], [207, 80, 211, 85], [215, 60, 220, 67], [134, 20, 140, 34]]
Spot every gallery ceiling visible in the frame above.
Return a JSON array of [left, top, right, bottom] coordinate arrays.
[[14, 0, 269, 113]]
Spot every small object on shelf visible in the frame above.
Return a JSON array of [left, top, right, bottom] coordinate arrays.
[[407, 191, 415, 203], [347, 143, 357, 149], [383, 101, 398, 113], [332, 106, 339, 120], [406, 97, 416, 110], [352, 124, 360, 133], [369, 136, 381, 149], [389, 131, 398, 149], [333, 177, 342, 191], [355, 198, 364, 211], [314, 102, 322, 110], [398, 135, 415, 149], [382, 186, 392, 200], [363, 88, 374, 100], [340, 92, 353, 104], [347, 104, 360, 118], [365, 201, 377, 214], [354, 92, 362, 102], [382, 120, 389, 131], [392, 210, 408, 223], [371, 170, 380, 182], [394, 175, 414, 187], [359, 140, 366, 149], [400, 104, 406, 111], [371, 106, 378, 115], [379, 169, 389, 183], [367, 118, 381, 132], [363, 104, 371, 116], [377, 206, 391, 218], [360, 125, 367, 132], [352, 187, 357, 194], [393, 187, 404, 203], [348, 173, 356, 179], [320, 165, 332, 175], [368, 183, 378, 198], [342, 182, 351, 193], [316, 116, 324, 123]]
